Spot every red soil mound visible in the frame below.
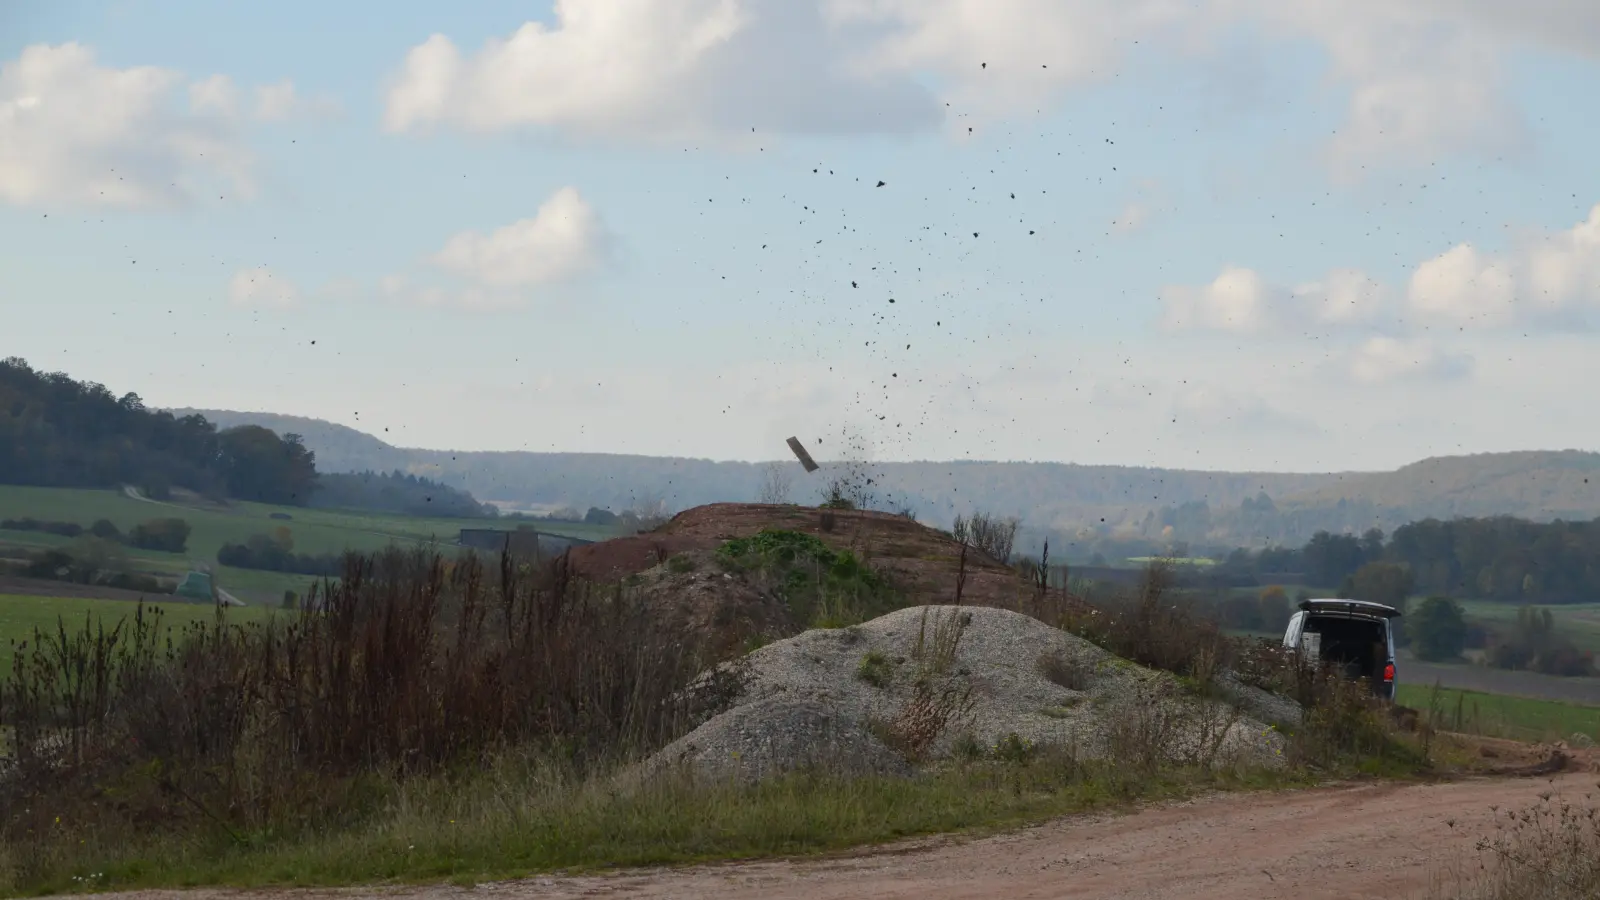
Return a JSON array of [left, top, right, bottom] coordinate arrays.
[[567, 503, 1084, 616]]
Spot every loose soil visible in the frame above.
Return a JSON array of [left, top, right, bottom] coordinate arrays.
[[567, 504, 1073, 614], [101, 767, 1600, 900]]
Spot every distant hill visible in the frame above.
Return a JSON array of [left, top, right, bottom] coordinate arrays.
[[169, 410, 412, 473], [1292, 451, 1600, 521], [173, 408, 1600, 553]]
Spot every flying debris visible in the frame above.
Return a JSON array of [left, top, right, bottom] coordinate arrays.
[[786, 437, 820, 472]]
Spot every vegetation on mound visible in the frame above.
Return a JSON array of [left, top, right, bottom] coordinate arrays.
[[717, 529, 902, 628]]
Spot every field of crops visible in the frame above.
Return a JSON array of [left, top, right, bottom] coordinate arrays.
[[0, 486, 617, 604], [0, 593, 275, 670], [1396, 682, 1600, 743], [1451, 598, 1600, 651]]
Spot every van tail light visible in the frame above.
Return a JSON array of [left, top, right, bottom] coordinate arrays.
[[1383, 663, 1395, 683]]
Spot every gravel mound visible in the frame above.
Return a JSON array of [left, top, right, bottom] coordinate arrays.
[[646, 605, 1291, 783], [644, 697, 914, 784]]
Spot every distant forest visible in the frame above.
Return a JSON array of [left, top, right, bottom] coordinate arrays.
[[313, 470, 492, 518], [1, 359, 492, 516], [1218, 516, 1600, 605]]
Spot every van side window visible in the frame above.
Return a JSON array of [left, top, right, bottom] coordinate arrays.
[[1284, 611, 1306, 647]]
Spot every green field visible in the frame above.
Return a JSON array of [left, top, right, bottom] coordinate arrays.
[[1451, 598, 1600, 652], [0, 486, 619, 604], [1396, 682, 1600, 743], [0, 593, 276, 670]]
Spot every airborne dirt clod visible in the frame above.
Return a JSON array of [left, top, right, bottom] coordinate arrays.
[[643, 604, 1287, 784]]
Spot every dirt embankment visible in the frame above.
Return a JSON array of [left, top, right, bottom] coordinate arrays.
[[566, 503, 1067, 613]]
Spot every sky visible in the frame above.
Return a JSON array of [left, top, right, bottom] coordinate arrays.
[[2, 0, 1599, 473]]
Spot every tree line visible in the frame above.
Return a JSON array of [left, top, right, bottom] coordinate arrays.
[[1218, 515, 1600, 605], [311, 470, 493, 518], [1, 359, 495, 516], [0, 358, 317, 504]]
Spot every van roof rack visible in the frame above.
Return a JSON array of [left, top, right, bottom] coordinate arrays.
[[1297, 598, 1403, 618]]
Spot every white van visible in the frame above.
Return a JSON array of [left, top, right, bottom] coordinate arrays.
[[1282, 599, 1401, 701]]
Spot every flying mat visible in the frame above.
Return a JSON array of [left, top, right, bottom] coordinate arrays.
[[786, 437, 819, 472]]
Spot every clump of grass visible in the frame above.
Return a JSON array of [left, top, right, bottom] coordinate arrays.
[[911, 605, 970, 679], [857, 650, 893, 688], [950, 731, 985, 762], [993, 732, 1036, 765], [666, 553, 696, 574], [1037, 648, 1092, 691]]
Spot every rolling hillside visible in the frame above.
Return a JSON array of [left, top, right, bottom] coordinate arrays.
[[172, 408, 1600, 550], [1293, 451, 1600, 520]]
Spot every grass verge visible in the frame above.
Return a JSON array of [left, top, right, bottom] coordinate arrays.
[[11, 754, 1309, 894]]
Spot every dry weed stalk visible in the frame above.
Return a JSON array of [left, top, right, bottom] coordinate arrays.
[[912, 605, 970, 678], [882, 679, 976, 764]]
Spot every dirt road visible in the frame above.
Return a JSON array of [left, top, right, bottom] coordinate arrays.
[[110, 771, 1596, 900]]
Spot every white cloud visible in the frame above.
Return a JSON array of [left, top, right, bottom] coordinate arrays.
[[1238, 0, 1526, 173], [1407, 204, 1600, 328], [384, 0, 941, 140], [1111, 203, 1149, 234], [1169, 385, 1321, 435], [1155, 264, 1391, 335], [1169, 203, 1600, 335], [188, 74, 240, 118], [253, 80, 340, 122], [1525, 204, 1600, 315], [1407, 243, 1518, 327], [379, 0, 1587, 167], [228, 266, 300, 310], [1159, 265, 1273, 333], [823, 0, 1197, 122], [1346, 336, 1472, 384], [377, 187, 611, 311], [0, 43, 253, 208], [1295, 268, 1388, 326], [431, 187, 607, 289]]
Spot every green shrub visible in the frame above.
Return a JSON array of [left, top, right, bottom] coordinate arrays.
[[857, 650, 893, 688], [717, 530, 901, 628], [994, 732, 1037, 765]]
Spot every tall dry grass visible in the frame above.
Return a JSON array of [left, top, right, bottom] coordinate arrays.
[[0, 546, 735, 889], [1427, 791, 1600, 899]]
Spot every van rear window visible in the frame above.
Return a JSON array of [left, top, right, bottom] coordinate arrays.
[[1304, 614, 1385, 642]]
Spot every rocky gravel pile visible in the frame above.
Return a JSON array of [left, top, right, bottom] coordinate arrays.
[[644, 605, 1293, 784]]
